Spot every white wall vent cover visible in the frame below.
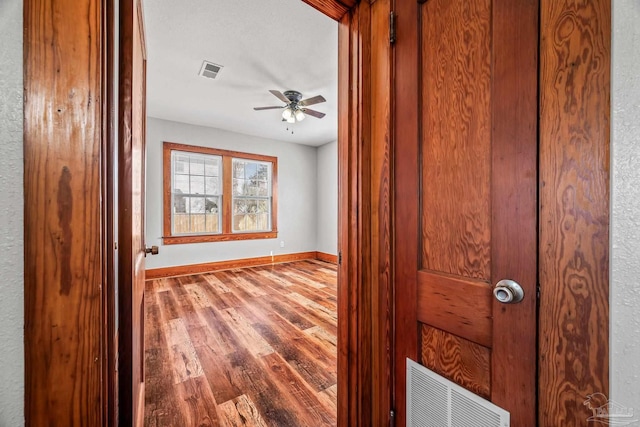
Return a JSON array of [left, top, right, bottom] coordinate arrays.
[[407, 358, 510, 427], [199, 61, 223, 79]]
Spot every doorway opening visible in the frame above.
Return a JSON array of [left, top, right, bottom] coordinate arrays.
[[139, 0, 338, 425]]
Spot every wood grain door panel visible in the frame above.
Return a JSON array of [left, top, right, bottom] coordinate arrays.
[[394, 0, 539, 425], [417, 272, 493, 348]]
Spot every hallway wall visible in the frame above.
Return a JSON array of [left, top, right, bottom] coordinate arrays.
[[0, 0, 24, 424], [316, 140, 338, 255], [611, 0, 640, 413]]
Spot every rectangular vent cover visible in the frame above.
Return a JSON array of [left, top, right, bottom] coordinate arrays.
[[407, 358, 510, 427], [199, 61, 223, 79]]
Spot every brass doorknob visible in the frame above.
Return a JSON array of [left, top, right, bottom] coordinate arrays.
[[145, 245, 159, 256]]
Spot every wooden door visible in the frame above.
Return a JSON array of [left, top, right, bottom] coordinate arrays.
[[119, 0, 147, 425], [393, 0, 539, 425]]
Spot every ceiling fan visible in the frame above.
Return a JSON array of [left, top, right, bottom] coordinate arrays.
[[253, 90, 326, 123]]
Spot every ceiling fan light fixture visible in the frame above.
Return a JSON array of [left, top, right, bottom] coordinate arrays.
[[255, 90, 326, 123], [282, 107, 293, 120]]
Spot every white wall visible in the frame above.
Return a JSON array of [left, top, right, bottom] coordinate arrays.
[[611, 0, 640, 412], [145, 117, 318, 269], [316, 140, 338, 255], [0, 0, 24, 424]]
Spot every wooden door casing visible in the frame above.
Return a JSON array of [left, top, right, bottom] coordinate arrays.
[[24, 0, 104, 424], [309, 0, 394, 425], [118, 0, 147, 425], [538, 1, 610, 424], [394, 0, 539, 425], [105, 0, 119, 424]]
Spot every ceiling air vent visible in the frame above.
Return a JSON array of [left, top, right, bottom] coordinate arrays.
[[199, 61, 223, 80]]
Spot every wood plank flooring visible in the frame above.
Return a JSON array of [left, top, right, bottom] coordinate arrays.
[[144, 260, 338, 426]]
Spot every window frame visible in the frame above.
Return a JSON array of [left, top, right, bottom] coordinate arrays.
[[163, 141, 278, 245]]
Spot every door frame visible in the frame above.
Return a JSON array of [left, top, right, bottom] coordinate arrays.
[[305, 1, 394, 425], [110, 0, 391, 425]]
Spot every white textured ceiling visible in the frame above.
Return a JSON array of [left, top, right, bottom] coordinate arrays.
[[144, 0, 338, 147]]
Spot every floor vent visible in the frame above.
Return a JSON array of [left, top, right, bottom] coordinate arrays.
[[407, 358, 510, 427], [199, 61, 223, 79]]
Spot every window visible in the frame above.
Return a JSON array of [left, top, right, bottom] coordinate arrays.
[[171, 150, 222, 235], [232, 158, 272, 233], [163, 142, 277, 244]]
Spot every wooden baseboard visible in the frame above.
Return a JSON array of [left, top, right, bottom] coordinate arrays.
[[316, 251, 338, 264], [145, 251, 319, 280]]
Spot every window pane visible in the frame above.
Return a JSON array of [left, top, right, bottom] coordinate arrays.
[[190, 175, 205, 194], [233, 213, 269, 232], [257, 181, 268, 196], [247, 199, 258, 213], [257, 164, 268, 180], [205, 196, 219, 213], [232, 198, 270, 232], [245, 162, 257, 179], [205, 177, 219, 194], [174, 174, 189, 194], [234, 199, 246, 214], [233, 214, 254, 231], [253, 180, 268, 196], [188, 197, 206, 213], [246, 180, 258, 196], [256, 213, 269, 230], [175, 154, 189, 174], [233, 178, 246, 196], [257, 199, 269, 213], [173, 213, 189, 234], [233, 214, 243, 231], [205, 213, 220, 233], [190, 157, 205, 175], [233, 161, 245, 178], [189, 214, 206, 233], [204, 158, 219, 176], [173, 192, 187, 213]]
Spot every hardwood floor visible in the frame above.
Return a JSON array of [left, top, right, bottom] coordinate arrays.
[[144, 260, 338, 426]]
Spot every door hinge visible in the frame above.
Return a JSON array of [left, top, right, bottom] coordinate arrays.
[[338, 251, 342, 265], [537, 284, 541, 299], [390, 409, 396, 427], [389, 11, 396, 45]]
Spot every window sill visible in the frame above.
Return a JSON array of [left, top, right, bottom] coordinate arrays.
[[162, 231, 278, 245]]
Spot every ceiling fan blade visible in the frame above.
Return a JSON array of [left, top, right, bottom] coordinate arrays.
[[302, 108, 326, 119], [299, 95, 326, 107], [253, 106, 284, 111], [269, 90, 291, 104]]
